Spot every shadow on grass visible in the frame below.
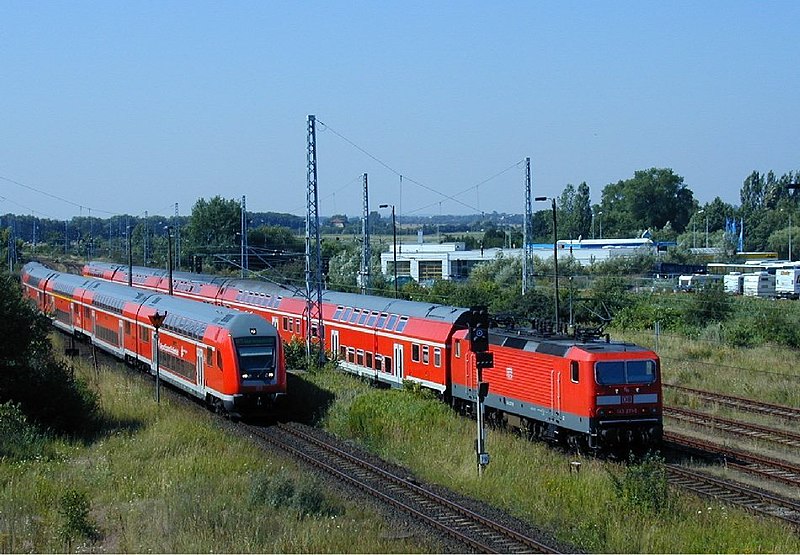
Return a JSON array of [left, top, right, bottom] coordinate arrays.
[[281, 372, 336, 425]]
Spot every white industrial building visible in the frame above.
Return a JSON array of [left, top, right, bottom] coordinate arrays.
[[380, 238, 657, 282]]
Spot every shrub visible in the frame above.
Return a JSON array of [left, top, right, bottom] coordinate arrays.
[[609, 454, 671, 514], [58, 489, 99, 547], [249, 470, 340, 518], [0, 401, 49, 459]]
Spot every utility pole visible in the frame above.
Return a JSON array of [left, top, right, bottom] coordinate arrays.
[[144, 210, 149, 265], [522, 157, 534, 295], [360, 173, 371, 294], [127, 222, 133, 287], [175, 202, 181, 271], [305, 115, 325, 364], [241, 195, 248, 278]]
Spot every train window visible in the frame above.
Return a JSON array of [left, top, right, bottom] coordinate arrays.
[[350, 309, 361, 323], [356, 350, 364, 365], [396, 317, 408, 332], [374, 354, 382, 369], [385, 314, 398, 330], [358, 311, 369, 325], [339, 346, 346, 359], [366, 312, 379, 327], [295, 319, 301, 333], [570, 360, 579, 383], [384, 356, 392, 373], [311, 324, 318, 338], [343, 307, 353, 322], [595, 360, 656, 385], [411, 344, 420, 362], [124, 322, 131, 335], [333, 306, 344, 320], [377, 313, 388, 328], [282, 317, 289, 331], [141, 326, 149, 343], [366, 352, 373, 368], [422, 346, 429, 364], [434, 348, 441, 367], [288, 319, 294, 332], [347, 348, 355, 363], [454, 339, 461, 358], [206, 347, 213, 366], [217, 351, 223, 370]]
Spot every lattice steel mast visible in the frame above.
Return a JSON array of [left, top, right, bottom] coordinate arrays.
[[240, 195, 248, 277], [305, 115, 325, 363], [522, 157, 534, 294], [359, 173, 371, 294]]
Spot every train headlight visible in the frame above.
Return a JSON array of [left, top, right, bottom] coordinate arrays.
[[268, 372, 275, 379]]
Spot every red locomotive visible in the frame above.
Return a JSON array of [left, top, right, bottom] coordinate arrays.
[[83, 261, 663, 449], [22, 262, 286, 416]]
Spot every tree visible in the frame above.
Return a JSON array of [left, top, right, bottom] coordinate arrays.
[[599, 168, 694, 237], [185, 196, 242, 256], [0, 273, 98, 435]]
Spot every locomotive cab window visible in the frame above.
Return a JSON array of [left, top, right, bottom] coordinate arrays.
[[595, 359, 656, 385], [234, 336, 277, 381], [570, 360, 579, 383]]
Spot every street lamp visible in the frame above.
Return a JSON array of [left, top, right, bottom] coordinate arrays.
[[789, 183, 799, 262], [535, 196, 560, 330], [598, 211, 603, 239], [165, 225, 174, 296], [379, 204, 398, 298]]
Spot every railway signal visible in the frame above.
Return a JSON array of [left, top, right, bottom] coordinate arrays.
[[469, 306, 492, 475], [148, 311, 166, 404]]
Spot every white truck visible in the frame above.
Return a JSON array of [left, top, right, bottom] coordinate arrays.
[[742, 272, 776, 298], [723, 272, 744, 295], [775, 268, 800, 299]]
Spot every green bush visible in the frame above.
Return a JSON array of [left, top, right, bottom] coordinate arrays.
[[0, 401, 50, 459], [609, 454, 671, 514], [249, 470, 340, 518], [0, 273, 99, 436], [58, 489, 98, 547]]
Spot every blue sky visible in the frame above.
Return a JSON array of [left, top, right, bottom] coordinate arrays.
[[1, 1, 798, 221]]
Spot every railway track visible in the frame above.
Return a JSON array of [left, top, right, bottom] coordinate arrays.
[[244, 422, 564, 554], [665, 431, 800, 489], [664, 383, 800, 420], [664, 406, 800, 448], [666, 465, 800, 529]]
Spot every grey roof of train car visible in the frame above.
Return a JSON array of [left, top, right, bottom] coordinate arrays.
[[222, 278, 471, 325], [489, 329, 652, 357]]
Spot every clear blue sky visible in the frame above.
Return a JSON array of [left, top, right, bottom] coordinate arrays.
[[2, 1, 798, 221]]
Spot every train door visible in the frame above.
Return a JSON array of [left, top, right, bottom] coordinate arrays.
[[331, 330, 340, 359], [196, 347, 204, 389], [118, 320, 124, 355], [393, 343, 404, 380], [550, 369, 562, 420], [271, 317, 278, 329]]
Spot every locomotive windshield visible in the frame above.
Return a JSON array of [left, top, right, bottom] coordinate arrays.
[[595, 359, 656, 385], [234, 336, 277, 381]]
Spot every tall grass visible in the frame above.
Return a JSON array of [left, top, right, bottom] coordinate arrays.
[[0, 340, 434, 553], [297, 370, 800, 553]]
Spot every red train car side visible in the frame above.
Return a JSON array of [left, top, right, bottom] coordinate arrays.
[[82, 261, 662, 449], [23, 262, 285, 416]]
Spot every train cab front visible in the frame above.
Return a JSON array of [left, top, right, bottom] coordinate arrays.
[[226, 335, 286, 415], [589, 356, 663, 449]]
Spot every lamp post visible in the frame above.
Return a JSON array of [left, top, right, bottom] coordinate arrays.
[[379, 204, 398, 298], [535, 196, 559, 330], [789, 183, 799, 262], [598, 211, 603, 239], [165, 225, 174, 296]]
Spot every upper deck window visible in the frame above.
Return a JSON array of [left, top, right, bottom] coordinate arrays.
[[595, 360, 656, 385]]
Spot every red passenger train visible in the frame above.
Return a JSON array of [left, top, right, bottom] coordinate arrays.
[[22, 262, 285, 416], [83, 261, 663, 449]]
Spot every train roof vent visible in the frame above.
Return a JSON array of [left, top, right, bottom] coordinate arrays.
[[219, 314, 234, 324], [535, 343, 570, 357]]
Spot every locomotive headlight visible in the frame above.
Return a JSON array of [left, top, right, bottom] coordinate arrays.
[[268, 372, 274, 379]]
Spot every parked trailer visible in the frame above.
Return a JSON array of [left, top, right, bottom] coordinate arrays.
[[775, 268, 800, 299], [742, 272, 776, 298], [723, 273, 744, 295], [677, 274, 722, 292]]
